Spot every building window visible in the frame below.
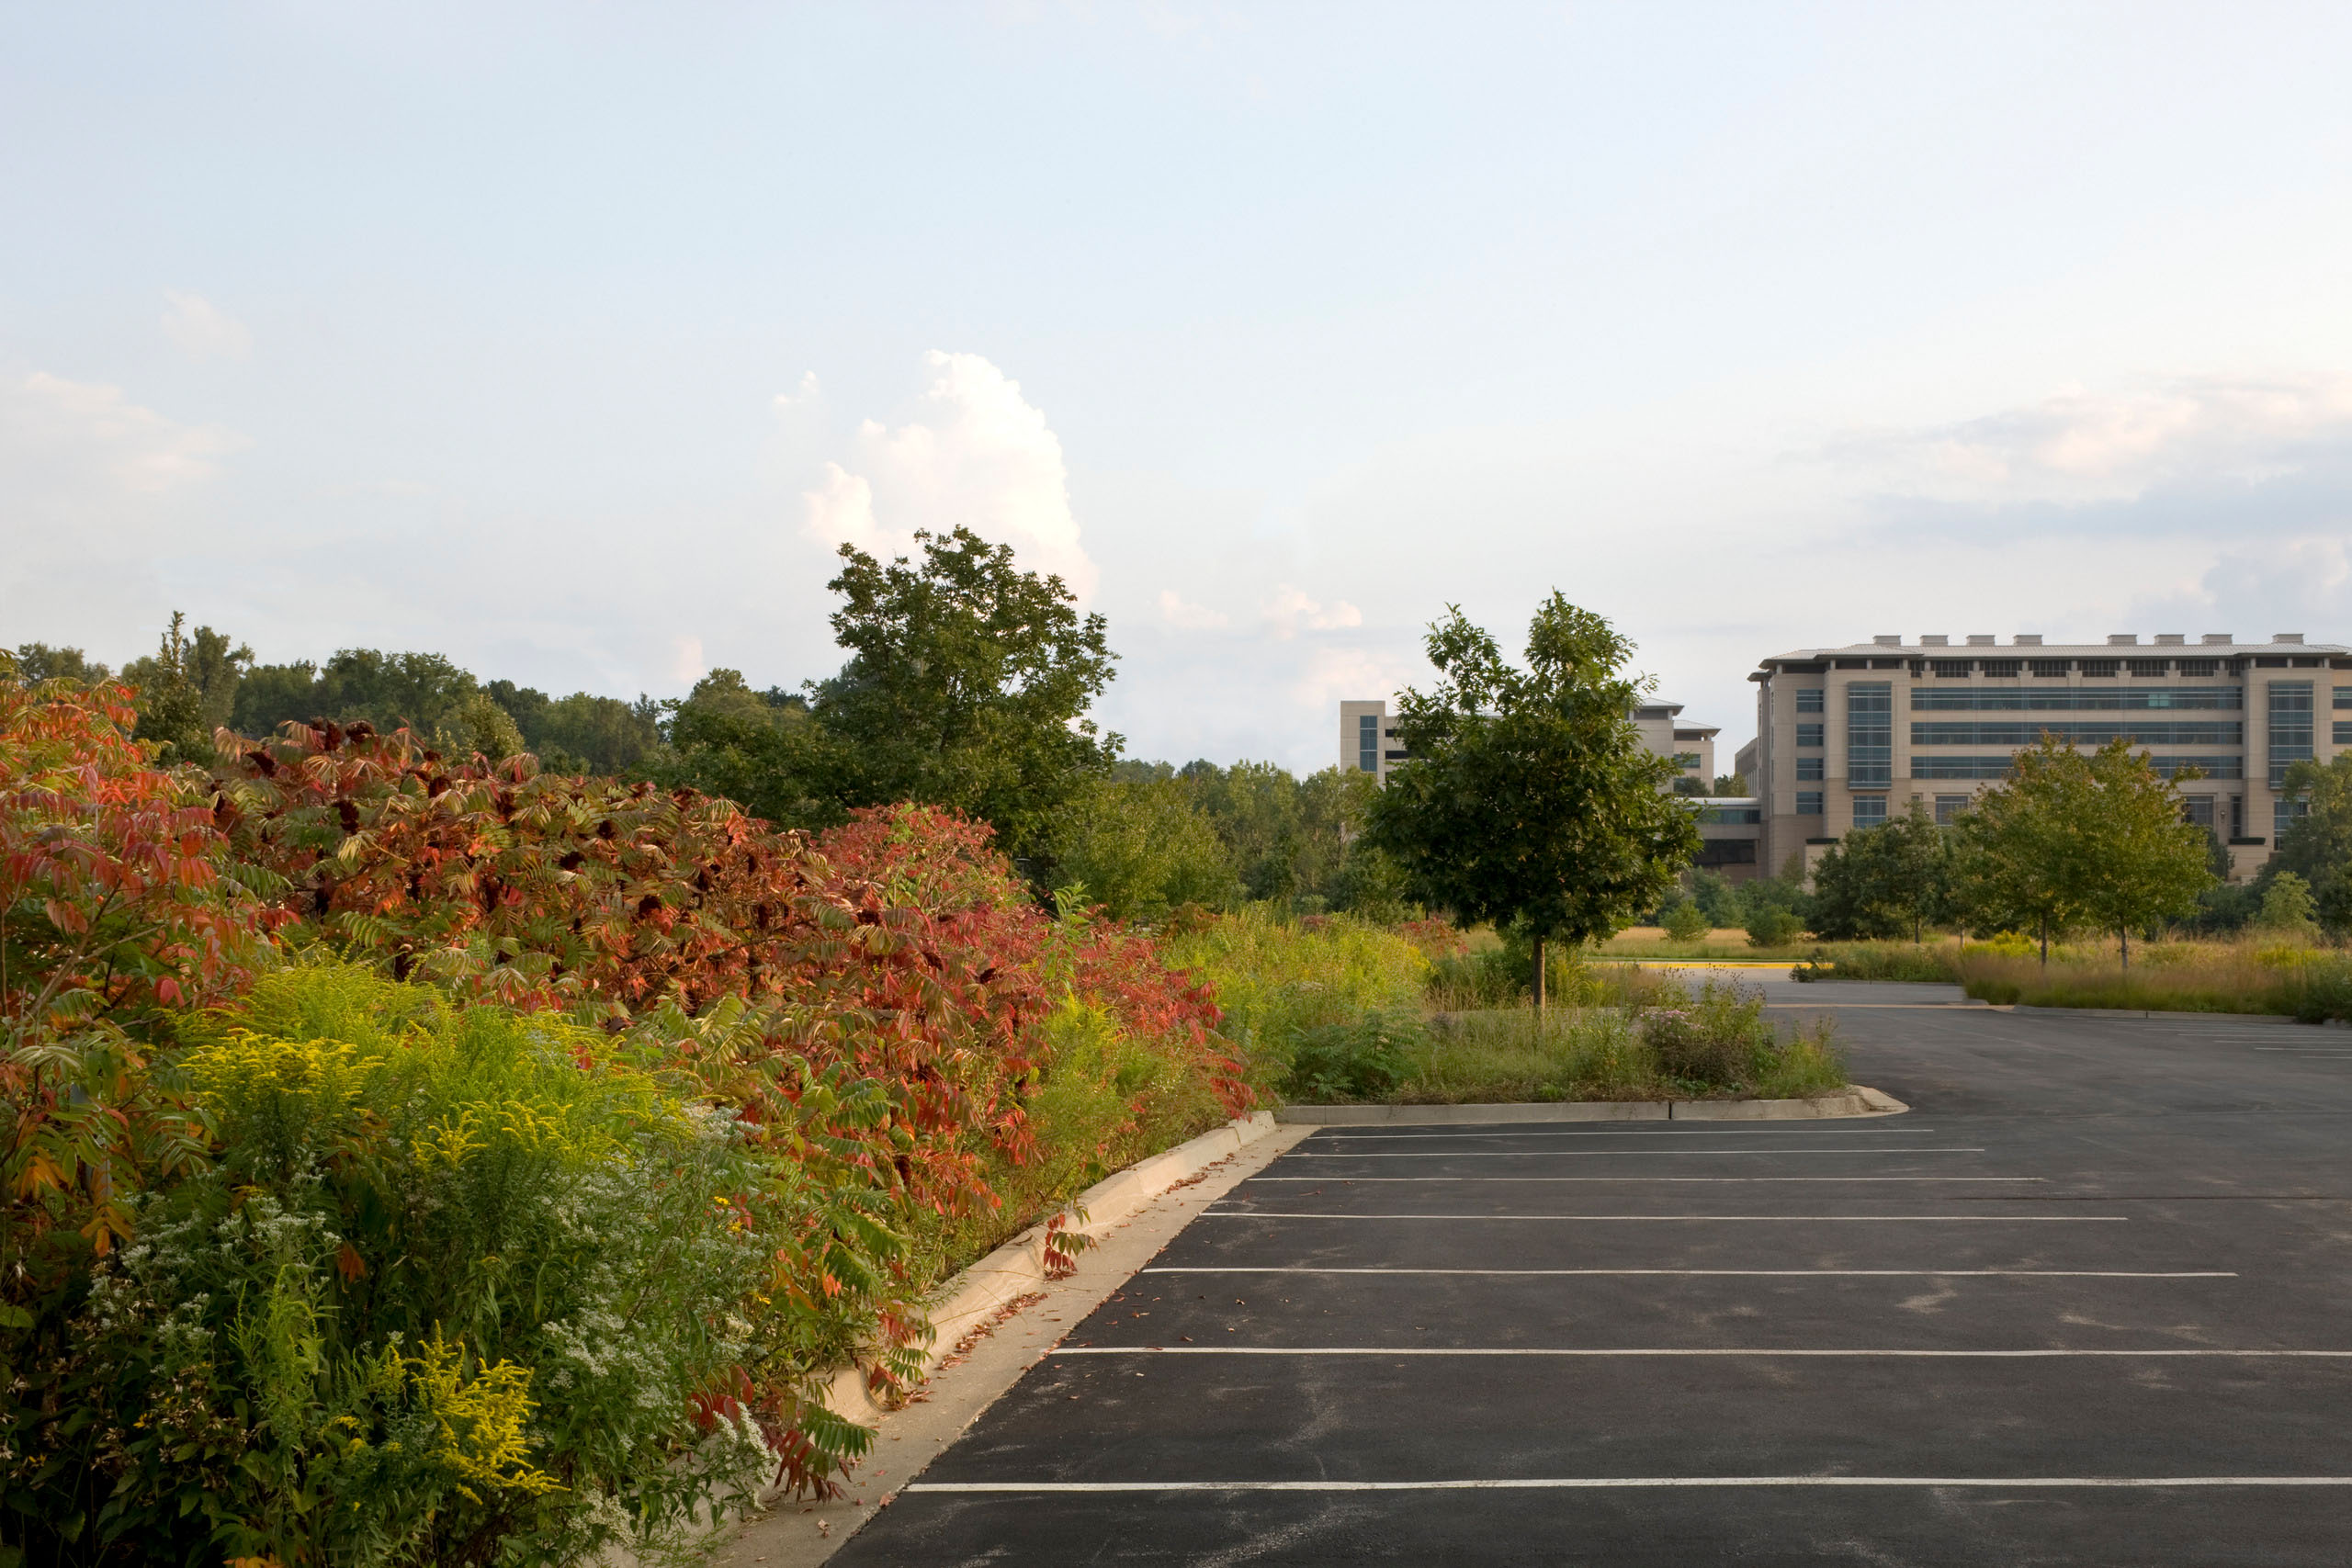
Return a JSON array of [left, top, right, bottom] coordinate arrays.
[[2149, 756, 2244, 780], [1933, 795, 1969, 825], [2028, 659, 2072, 677], [2267, 682, 2313, 787], [1795, 791, 1824, 816], [2179, 659, 2220, 678], [2276, 795, 2309, 841], [2182, 795, 2215, 830], [1796, 723, 1825, 748], [1673, 751, 1702, 770], [1847, 682, 1892, 787], [1795, 756, 1823, 781], [1911, 721, 2242, 747], [1930, 660, 1972, 678], [1357, 714, 1378, 773], [2127, 659, 2171, 677], [2078, 659, 2120, 677], [2231, 795, 2245, 838], [1911, 685, 2241, 712], [1694, 840, 1759, 866], [1850, 795, 1889, 829], [2336, 686, 2352, 709], [1697, 807, 1762, 825], [1912, 756, 2015, 780], [1795, 687, 1825, 714], [2336, 721, 2352, 747]]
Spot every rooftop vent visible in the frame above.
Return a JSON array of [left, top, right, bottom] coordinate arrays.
[[2277, 632, 2305, 644], [2014, 634, 2043, 646], [2108, 634, 2139, 646], [1966, 634, 1996, 646], [1920, 634, 1949, 647], [2154, 633, 2187, 646], [2202, 633, 2233, 645], [1872, 635, 1903, 648]]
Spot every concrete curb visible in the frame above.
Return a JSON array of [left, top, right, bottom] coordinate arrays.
[[1278, 1087, 1906, 1125], [818, 1111, 1281, 1428]]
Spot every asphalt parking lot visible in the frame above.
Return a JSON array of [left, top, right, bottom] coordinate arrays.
[[831, 992, 2352, 1564]]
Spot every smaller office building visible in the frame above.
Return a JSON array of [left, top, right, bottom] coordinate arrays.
[[1340, 698, 1758, 875]]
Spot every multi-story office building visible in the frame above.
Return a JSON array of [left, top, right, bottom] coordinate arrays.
[[1631, 702, 1718, 792], [1746, 633, 2350, 883]]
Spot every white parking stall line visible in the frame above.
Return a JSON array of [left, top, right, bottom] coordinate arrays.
[[1282, 1148, 1985, 1158], [1051, 1346, 2351, 1359], [1307, 1128, 1940, 1140], [907, 1476, 2352, 1494], [1245, 1176, 2043, 1184], [1199, 1212, 2127, 1222], [1141, 1268, 2236, 1278]]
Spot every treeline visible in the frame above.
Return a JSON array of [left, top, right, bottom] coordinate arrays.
[[25, 527, 1401, 928], [19, 619, 662, 775]]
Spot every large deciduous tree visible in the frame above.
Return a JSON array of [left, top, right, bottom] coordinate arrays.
[[1953, 736, 2211, 966], [1365, 595, 1698, 1011], [804, 527, 1119, 863]]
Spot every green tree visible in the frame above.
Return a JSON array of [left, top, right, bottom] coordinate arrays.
[[805, 527, 1119, 863], [11, 642, 113, 683], [1052, 777, 1236, 921], [123, 613, 253, 764], [642, 670, 828, 828], [2256, 870, 2322, 942], [1366, 595, 1699, 1014], [1712, 772, 1749, 796], [1809, 800, 1950, 942], [1954, 736, 2211, 967], [2270, 753, 2352, 935]]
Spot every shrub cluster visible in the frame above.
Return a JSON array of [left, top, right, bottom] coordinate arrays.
[[2, 680, 1251, 1563]]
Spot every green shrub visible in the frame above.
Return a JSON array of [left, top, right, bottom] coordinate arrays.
[[1746, 908, 1805, 947], [1638, 978, 1774, 1086], [1660, 901, 1712, 942], [6, 964, 775, 1568], [1283, 1011, 1422, 1101]]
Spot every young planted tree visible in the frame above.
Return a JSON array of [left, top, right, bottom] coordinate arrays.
[[1809, 799, 1950, 942], [1365, 595, 1699, 1015], [1954, 736, 2211, 967]]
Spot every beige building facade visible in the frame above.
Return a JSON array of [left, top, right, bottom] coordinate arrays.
[[1746, 633, 2350, 884]]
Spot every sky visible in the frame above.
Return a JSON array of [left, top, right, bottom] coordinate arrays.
[[8, 2, 2352, 773]]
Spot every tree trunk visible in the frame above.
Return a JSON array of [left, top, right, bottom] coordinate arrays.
[[2120, 926, 2130, 972], [2040, 913, 2049, 969], [1532, 931, 1546, 1027]]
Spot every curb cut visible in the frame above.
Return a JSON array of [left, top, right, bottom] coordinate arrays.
[[817, 1111, 1280, 1428], [1277, 1087, 1906, 1125]]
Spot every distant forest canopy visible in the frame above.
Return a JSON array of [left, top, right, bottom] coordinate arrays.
[[11, 525, 1391, 924], [13, 626, 664, 776]]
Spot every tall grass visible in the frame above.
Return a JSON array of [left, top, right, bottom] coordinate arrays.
[[1159, 905, 1430, 1055], [1957, 942, 2352, 1018]]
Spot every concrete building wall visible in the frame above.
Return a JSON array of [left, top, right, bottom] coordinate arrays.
[[1748, 634, 2348, 885]]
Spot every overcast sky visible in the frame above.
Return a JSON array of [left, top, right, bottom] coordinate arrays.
[[9, 2, 2352, 772]]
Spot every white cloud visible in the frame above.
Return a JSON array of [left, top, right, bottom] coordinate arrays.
[[6, 371, 245, 495], [1260, 583, 1363, 638], [670, 635, 706, 683], [1156, 589, 1229, 629], [1826, 373, 2352, 503], [801, 351, 1097, 599], [161, 290, 251, 360]]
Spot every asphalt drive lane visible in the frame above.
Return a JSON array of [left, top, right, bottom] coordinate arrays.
[[829, 1001, 2352, 1564]]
